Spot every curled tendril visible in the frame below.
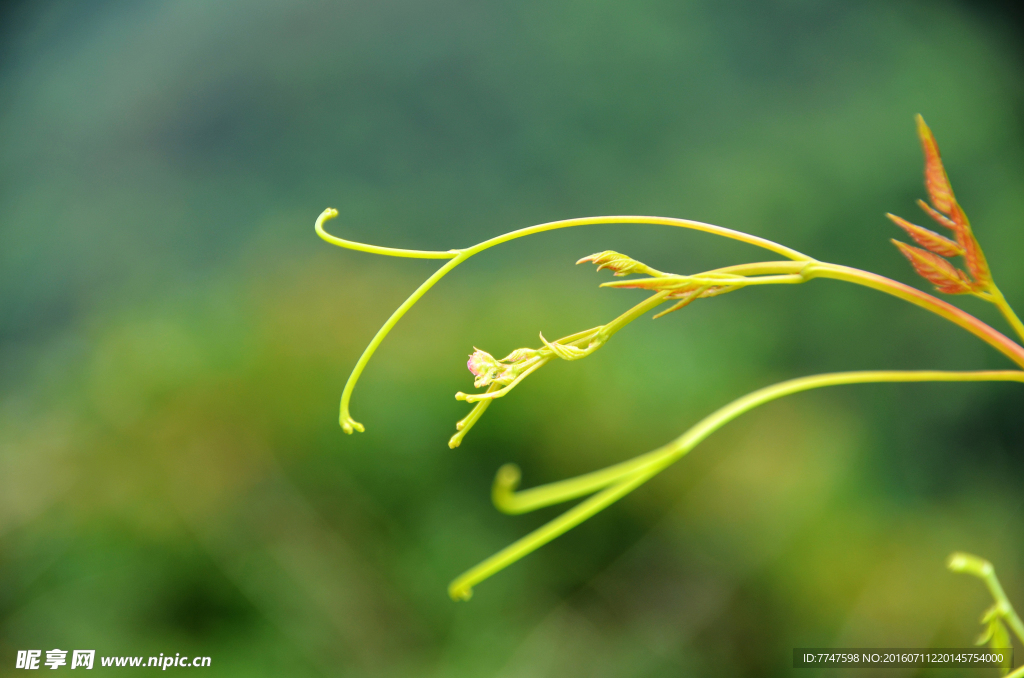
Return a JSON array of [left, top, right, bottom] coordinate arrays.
[[319, 119, 1024, 601], [447, 370, 1024, 600], [947, 552, 1024, 659], [317, 208, 813, 434]]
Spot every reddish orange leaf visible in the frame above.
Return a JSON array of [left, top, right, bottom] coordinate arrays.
[[949, 202, 991, 286], [917, 198, 957, 230], [916, 115, 955, 215], [892, 240, 973, 294], [886, 213, 963, 258]]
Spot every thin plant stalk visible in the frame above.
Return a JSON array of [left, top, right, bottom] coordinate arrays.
[[318, 210, 1024, 599], [317, 209, 812, 433], [317, 115, 1024, 603], [948, 552, 1024, 645], [449, 369, 1024, 599], [990, 286, 1024, 344]]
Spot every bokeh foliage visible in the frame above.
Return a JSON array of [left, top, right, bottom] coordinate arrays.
[[1, 0, 1022, 675]]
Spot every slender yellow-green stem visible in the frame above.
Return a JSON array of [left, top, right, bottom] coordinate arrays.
[[321, 209, 1024, 458], [604, 273, 806, 289], [592, 291, 672, 341], [459, 215, 812, 262], [989, 284, 1024, 345], [452, 463, 654, 600], [805, 263, 1024, 370], [320, 207, 1024, 606], [449, 370, 1024, 600], [456, 290, 668, 407], [315, 208, 458, 259], [448, 383, 500, 448], [948, 552, 1024, 646], [594, 260, 1024, 371], [318, 209, 812, 432], [316, 208, 812, 262], [458, 262, 1024, 597], [711, 261, 807, 276], [450, 291, 672, 445], [494, 370, 1024, 514], [337, 252, 469, 433]]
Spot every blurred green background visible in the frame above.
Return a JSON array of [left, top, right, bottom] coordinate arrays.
[[1, 0, 1023, 675]]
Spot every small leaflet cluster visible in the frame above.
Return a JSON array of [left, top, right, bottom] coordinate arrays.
[[319, 112, 1024, 606], [888, 115, 991, 295], [575, 250, 659, 277], [577, 250, 737, 319], [466, 347, 540, 388]]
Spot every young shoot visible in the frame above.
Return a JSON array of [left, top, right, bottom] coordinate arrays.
[[316, 115, 1024, 603], [948, 553, 1024, 675]]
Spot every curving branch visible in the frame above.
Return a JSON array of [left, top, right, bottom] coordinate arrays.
[[318, 115, 1024, 606], [319, 209, 813, 433], [448, 370, 1024, 600]]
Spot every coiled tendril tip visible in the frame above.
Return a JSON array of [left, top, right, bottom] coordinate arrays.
[[321, 117, 1024, 602], [340, 414, 364, 435]]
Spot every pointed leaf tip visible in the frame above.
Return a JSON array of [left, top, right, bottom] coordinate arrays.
[[915, 115, 955, 215], [577, 250, 653, 277], [916, 199, 957, 230], [886, 213, 963, 258]]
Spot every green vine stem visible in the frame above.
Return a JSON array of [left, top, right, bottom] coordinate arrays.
[[804, 263, 1024, 369], [604, 260, 1024, 369], [318, 209, 1024, 434], [317, 209, 812, 433], [320, 116, 1024, 614], [447, 370, 1024, 599], [948, 552, 1024, 645], [448, 291, 671, 448], [990, 286, 1024, 345], [319, 206, 1024, 599]]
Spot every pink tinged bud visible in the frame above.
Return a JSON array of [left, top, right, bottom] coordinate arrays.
[[466, 349, 492, 376], [467, 348, 501, 388]]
